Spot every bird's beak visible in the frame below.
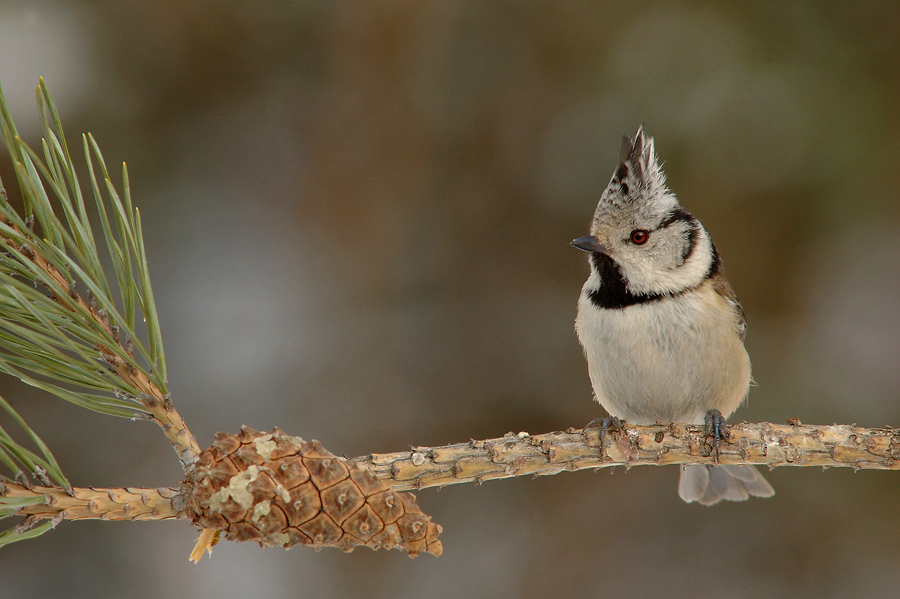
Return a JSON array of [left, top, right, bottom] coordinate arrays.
[[570, 235, 609, 254]]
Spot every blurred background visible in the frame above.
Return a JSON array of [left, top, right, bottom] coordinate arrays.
[[1, 1, 899, 597]]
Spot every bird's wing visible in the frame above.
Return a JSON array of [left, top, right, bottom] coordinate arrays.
[[710, 271, 747, 341]]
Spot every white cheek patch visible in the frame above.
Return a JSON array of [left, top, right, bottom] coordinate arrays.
[[619, 226, 713, 296]]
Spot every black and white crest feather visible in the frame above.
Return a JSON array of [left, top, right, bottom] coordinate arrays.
[[591, 126, 675, 230]]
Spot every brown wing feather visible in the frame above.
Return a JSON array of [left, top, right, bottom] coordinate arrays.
[[711, 272, 747, 341]]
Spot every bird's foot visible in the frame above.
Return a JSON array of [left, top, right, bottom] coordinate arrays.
[[585, 416, 622, 451], [704, 409, 728, 464]]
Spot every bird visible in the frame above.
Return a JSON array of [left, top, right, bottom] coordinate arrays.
[[571, 126, 774, 505]]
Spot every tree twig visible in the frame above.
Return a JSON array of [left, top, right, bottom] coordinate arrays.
[[349, 421, 900, 491], [4, 483, 183, 521], [8, 421, 899, 525]]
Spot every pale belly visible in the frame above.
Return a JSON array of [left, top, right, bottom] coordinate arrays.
[[575, 287, 751, 425]]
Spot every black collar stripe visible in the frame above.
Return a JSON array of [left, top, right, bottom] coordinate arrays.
[[586, 241, 721, 310], [587, 252, 671, 309]]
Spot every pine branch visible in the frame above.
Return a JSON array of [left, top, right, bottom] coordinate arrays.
[[0, 80, 199, 468], [0, 78, 200, 547], [6, 421, 897, 525], [5, 484, 182, 521], [350, 421, 900, 490]]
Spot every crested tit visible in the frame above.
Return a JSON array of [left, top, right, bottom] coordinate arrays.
[[572, 127, 774, 505]]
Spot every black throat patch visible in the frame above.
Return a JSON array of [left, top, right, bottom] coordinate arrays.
[[586, 252, 671, 309], [585, 240, 721, 310]]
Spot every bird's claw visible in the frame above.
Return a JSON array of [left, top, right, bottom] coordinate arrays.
[[704, 409, 727, 464], [585, 416, 622, 452]]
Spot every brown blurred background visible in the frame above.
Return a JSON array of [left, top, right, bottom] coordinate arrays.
[[1, 1, 900, 597]]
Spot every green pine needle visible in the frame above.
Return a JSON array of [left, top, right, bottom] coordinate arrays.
[[0, 78, 170, 545], [0, 520, 55, 549]]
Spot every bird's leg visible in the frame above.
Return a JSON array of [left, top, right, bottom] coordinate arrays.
[[585, 416, 622, 451], [704, 409, 728, 464]]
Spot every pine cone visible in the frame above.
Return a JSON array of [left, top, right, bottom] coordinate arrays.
[[186, 426, 442, 557]]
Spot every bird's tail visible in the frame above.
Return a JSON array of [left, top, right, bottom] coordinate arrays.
[[678, 464, 775, 506]]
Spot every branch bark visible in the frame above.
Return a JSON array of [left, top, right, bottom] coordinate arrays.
[[7, 421, 899, 525], [5, 484, 183, 521], [349, 421, 900, 491]]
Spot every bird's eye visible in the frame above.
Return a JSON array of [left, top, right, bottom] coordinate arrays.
[[630, 230, 649, 245]]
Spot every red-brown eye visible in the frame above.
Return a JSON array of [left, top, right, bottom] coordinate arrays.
[[630, 230, 649, 245]]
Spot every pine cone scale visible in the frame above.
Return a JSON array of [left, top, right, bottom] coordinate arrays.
[[186, 426, 442, 557]]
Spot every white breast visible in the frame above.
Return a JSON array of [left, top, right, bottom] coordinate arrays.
[[575, 278, 750, 425]]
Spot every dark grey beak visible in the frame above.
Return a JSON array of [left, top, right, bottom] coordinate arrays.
[[570, 235, 609, 254]]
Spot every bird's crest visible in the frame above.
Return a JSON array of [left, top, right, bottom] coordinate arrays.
[[593, 126, 675, 229]]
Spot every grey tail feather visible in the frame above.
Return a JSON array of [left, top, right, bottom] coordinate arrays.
[[678, 464, 775, 506]]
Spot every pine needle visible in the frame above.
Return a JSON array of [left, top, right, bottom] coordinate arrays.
[[0, 78, 170, 545]]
